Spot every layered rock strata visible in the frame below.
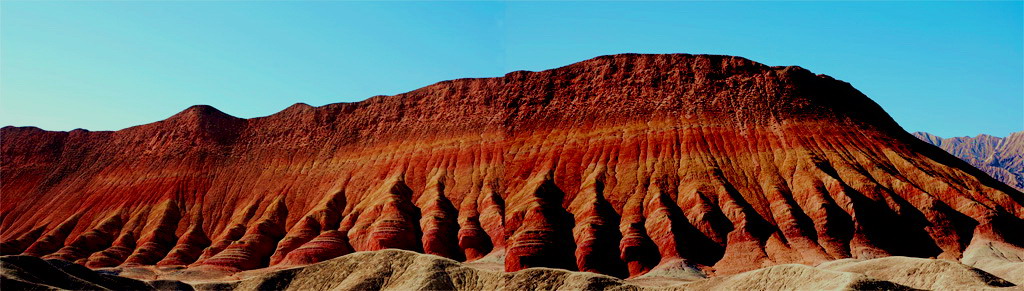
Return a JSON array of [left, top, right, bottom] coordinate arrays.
[[2, 54, 1022, 279]]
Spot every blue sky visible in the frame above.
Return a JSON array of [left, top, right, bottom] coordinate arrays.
[[1, 1, 1021, 138]]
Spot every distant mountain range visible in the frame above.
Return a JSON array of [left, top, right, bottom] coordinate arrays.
[[913, 131, 1024, 191]]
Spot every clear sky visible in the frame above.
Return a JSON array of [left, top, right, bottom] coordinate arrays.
[[2, 1, 1021, 138]]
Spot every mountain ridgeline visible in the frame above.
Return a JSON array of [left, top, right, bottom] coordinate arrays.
[[913, 131, 1024, 192]]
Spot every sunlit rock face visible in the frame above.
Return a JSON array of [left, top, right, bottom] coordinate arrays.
[[2, 54, 1021, 278]]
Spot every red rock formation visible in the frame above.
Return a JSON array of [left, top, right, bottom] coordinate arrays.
[[268, 187, 346, 266], [277, 230, 354, 266], [2, 54, 1022, 278], [197, 196, 288, 271], [122, 201, 184, 266], [418, 174, 465, 261], [346, 177, 423, 252], [156, 214, 210, 266], [569, 169, 629, 277], [504, 172, 578, 272]]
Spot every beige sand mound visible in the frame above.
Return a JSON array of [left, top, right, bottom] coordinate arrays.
[[201, 250, 1024, 290], [193, 250, 641, 291], [673, 264, 911, 291], [6, 250, 1022, 290], [819, 256, 1015, 290], [961, 239, 1024, 285], [193, 250, 1019, 291]]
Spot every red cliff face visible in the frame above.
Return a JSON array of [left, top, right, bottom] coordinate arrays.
[[2, 54, 1022, 278]]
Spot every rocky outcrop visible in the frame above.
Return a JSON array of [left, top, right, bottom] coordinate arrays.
[[913, 131, 1024, 191], [2, 54, 1022, 280]]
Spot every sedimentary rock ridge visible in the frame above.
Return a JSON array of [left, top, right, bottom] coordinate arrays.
[[913, 131, 1024, 191], [2, 54, 1022, 279]]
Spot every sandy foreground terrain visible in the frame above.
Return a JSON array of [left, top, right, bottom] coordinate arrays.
[[3, 248, 1021, 290]]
